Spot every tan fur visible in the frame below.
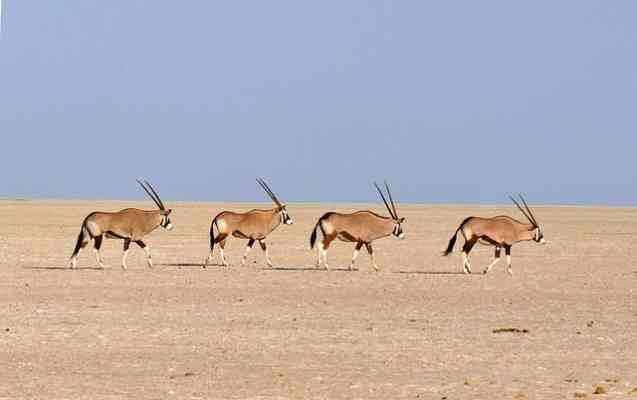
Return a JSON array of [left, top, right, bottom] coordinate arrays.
[[85, 209, 165, 241], [70, 180, 172, 270], [310, 182, 404, 271], [320, 211, 395, 243], [461, 216, 535, 246], [215, 208, 282, 240], [205, 206, 291, 267], [311, 210, 404, 271], [444, 206, 545, 275], [205, 179, 293, 267]]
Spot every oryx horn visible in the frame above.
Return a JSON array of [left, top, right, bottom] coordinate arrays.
[[384, 180, 399, 219], [256, 178, 282, 207], [137, 179, 166, 211], [509, 194, 537, 227], [374, 182, 396, 219]]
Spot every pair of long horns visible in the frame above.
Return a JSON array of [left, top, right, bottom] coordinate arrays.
[[137, 179, 166, 211], [374, 181, 399, 220], [509, 194, 539, 227], [257, 178, 283, 207]]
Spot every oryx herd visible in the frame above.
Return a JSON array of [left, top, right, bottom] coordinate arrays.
[[69, 179, 546, 274]]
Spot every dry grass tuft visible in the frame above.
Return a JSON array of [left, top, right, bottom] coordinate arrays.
[[593, 385, 607, 395]]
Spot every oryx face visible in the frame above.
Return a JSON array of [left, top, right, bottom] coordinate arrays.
[[392, 217, 406, 239], [161, 210, 174, 231], [279, 206, 293, 225], [534, 225, 545, 244]]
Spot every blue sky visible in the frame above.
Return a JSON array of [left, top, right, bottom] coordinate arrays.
[[1, 1, 636, 204]]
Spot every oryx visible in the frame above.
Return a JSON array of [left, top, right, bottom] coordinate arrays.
[[443, 194, 546, 275], [204, 178, 293, 267], [69, 180, 173, 270], [309, 181, 405, 271]]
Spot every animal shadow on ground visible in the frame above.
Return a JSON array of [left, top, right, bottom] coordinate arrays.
[[157, 263, 222, 268], [266, 266, 356, 272], [395, 270, 469, 275], [25, 266, 104, 271]]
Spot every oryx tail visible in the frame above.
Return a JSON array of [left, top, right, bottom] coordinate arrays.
[[443, 216, 473, 256], [209, 218, 218, 253], [309, 212, 333, 249]]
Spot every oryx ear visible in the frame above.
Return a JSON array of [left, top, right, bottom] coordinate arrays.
[[165, 209, 173, 216], [399, 217, 405, 223]]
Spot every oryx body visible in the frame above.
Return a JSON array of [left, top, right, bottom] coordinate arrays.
[[69, 180, 173, 269], [204, 179, 292, 267], [443, 195, 545, 275], [309, 182, 405, 271]]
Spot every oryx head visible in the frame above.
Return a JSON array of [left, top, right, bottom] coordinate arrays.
[[257, 178, 293, 225], [374, 180, 405, 239], [137, 179, 174, 231], [510, 194, 545, 244]]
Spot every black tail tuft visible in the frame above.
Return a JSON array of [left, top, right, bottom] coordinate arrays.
[[442, 232, 458, 256], [310, 222, 319, 249], [71, 231, 84, 258], [442, 217, 473, 256], [209, 219, 216, 253], [310, 213, 333, 249]]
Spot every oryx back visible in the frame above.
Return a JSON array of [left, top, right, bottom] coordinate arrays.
[[205, 178, 292, 267], [86, 209, 163, 241], [320, 211, 394, 243], [70, 180, 172, 269], [216, 209, 281, 240], [310, 181, 405, 271], [443, 194, 546, 275], [462, 216, 533, 246]]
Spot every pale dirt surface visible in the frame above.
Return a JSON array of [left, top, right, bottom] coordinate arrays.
[[1, 200, 636, 400]]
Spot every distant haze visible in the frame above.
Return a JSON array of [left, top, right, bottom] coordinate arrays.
[[1, 2, 635, 205]]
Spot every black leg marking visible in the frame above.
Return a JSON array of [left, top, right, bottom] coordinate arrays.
[[349, 241, 364, 270], [121, 239, 132, 270], [505, 245, 513, 275], [135, 240, 153, 267], [364, 242, 379, 271], [241, 239, 256, 266]]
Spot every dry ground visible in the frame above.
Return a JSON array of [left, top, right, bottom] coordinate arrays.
[[0, 200, 636, 399]]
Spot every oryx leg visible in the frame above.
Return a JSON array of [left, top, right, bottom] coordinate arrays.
[[241, 239, 256, 266], [315, 241, 323, 269], [135, 240, 152, 268], [93, 235, 105, 269], [505, 245, 513, 275], [483, 246, 501, 275], [365, 242, 379, 271], [461, 238, 477, 274], [121, 239, 131, 270], [206, 233, 229, 267], [259, 240, 273, 267], [218, 237, 229, 267], [349, 241, 364, 271], [70, 228, 91, 269], [321, 235, 336, 270]]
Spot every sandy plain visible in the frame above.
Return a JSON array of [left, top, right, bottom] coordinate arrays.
[[0, 200, 636, 399]]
